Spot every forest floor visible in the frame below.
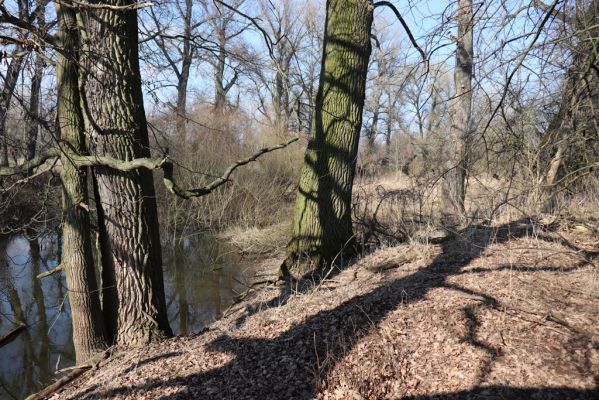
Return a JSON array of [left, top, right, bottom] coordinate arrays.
[[48, 216, 599, 400]]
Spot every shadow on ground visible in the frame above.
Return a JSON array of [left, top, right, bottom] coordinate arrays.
[[67, 219, 599, 399]]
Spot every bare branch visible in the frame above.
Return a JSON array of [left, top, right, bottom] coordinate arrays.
[[373, 1, 427, 62], [37, 265, 63, 279], [0, 148, 60, 176], [170, 137, 300, 198], [0, 137, 299, 199]]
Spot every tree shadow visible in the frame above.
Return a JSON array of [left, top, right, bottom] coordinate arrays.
[[68, 218, 598, 399], [401, 386, 598, 399]]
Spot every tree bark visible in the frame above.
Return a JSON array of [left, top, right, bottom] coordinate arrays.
[[80, 0, 172, 346], [175, 0, 193, 141], [55, 1, 107, 363], [25, 0, 48, 164], [283, 0, 373, 271], [0, 50, 26, 167], [0, 0, 28, 167], [445, 0, 473, 217], [538, 0, 599, 213]]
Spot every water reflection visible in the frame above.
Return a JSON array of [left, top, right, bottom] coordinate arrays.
[[0, 233, 252, 399]]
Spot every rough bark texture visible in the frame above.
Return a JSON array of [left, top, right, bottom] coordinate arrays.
[[284, 0, 373, 270], [56, 2, 107, 363], [80, 0, 172, 346], [445, 0, 473, 216]]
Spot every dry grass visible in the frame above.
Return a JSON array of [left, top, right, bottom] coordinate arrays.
[[220, 221, 291, 256], [151, 107, 303, 240]]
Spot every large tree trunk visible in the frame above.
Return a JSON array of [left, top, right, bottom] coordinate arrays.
[[283, 0, 373, 272], [445, 0, 473, 217], [80, 0, 172, 346], [55, 2, 107, 363]]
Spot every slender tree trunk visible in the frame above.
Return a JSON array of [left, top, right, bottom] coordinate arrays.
[[366, 83, 382, 155], [26, 0, 48, 163], [0, 50, 26, 167], [382, 95, 394, 167], [214, 33, 227, 113], [26, 53, 44, 163], [80, 0, 172, 346], [283, 0, 373, 272], [445, 0, 473, 217], [176, 56, 191, 141], [55, 2, 107, 363], [0, 0, 28, 167], [175, 0, 193, 141]]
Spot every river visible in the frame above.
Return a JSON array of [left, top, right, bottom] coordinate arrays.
[[0, 232, 254, 400]]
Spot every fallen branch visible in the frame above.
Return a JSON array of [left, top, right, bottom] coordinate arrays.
[[25, 349, 121, 400], [0, 324, 26, 348], [25, 369, 88, 400]]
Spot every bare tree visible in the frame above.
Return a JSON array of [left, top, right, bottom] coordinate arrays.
[[200, 0, 246, 113], [141, 0, 207, 141]]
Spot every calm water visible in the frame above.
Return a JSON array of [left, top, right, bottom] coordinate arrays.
[[0, 233, 253, 400]]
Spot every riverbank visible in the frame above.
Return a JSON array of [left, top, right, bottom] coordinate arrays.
[[40, 216, 599, 399]]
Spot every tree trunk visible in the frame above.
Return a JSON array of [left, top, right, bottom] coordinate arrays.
[[0, 0, 28, 167], [445, 0, 473, 217], [537, 0, 599, 213], [26, 0, 48, 164], [55, 2, 107, 363], [0, 50, 26, 167], [176, 54, 191, 142], [26, 53, 44, 163], [283, 0, 373, 272], [80, 0, 172, 346], [214, 33, 228, 113], [366, 83, 382, 155], [175, 0, 193, 141]]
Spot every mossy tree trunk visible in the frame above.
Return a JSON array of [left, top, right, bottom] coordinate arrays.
[[445, 0, 473, 217], [55, 2, 107, 363], [284, 0, 373, 271], [80, 0, 172, 346]]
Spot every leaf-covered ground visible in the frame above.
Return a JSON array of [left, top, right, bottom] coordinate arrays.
[[50, 218, 599, 399]]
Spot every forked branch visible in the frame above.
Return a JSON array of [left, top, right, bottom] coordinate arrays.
[[0, 137, 299, 199]]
